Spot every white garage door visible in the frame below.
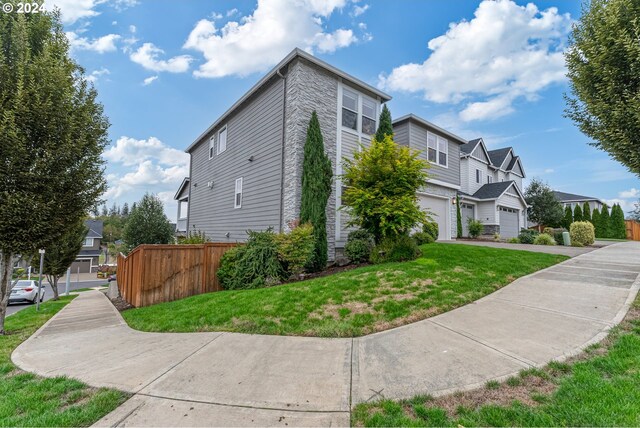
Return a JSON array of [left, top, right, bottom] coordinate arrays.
[[418, 195, 449, 240], [499, 207, 519, 238], [461, 203, 474, 237]]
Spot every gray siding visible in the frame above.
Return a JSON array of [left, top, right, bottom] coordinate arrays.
[[188, 76, 285, 242], [471, 144, 489, 163], [408, 122, 460, 186], [176, 184, 189, 200], [393, 121, 410, 146]]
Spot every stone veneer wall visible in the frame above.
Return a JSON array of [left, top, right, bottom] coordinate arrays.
[[282, 58, 338, 260]]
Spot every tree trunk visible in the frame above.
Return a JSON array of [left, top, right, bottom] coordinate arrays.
[[0, 251, 16, 335], [51, 276, 59, 300]]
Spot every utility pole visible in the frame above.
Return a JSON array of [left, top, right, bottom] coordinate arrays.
[[36, 249, 45, 311]]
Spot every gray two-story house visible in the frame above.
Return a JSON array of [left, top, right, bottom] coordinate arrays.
[[71, 219, 103, 273]]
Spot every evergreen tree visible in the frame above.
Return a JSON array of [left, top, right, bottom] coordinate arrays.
[[123, 194, 175, 252], [592, 208, 601, 237], [131, 202, 137, 212], [374, 104, 394, 143], [456, 195, 463, 239], [122, 203, 130, 216], [582, 201, 592, 223], [101, 204, 108, 217], [109, 202, 118, 216], [573, 204, 583, 223], [299, 111, 333, 272], [610, 204, 627, 239], [41, 220, 87, 300], [563, 205, 573, 230], [0, 6, 108, 333], [524, 178, 564, 229], [600, 204, 611, 238]]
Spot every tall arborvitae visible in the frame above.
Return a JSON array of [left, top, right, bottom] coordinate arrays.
[[611, 204, 627, 239], [573, 204, 583, 223], [374, 104, 394, 142], [300, 111, 333, 272], [591, 208, 601, 237], [582, 201, 591, 223], [456, 195, 463, 239], [563, 205, 573, 229], [600, 204, 611, 238]]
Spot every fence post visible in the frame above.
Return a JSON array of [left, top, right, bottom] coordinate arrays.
[[201, 243, 209, 294]]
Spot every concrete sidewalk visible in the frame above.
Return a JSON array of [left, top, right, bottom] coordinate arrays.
[[12, 242, 640, 427]]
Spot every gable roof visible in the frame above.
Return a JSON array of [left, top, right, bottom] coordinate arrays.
[[553, 191, 602, 203], [186, 48, 392, 153], [487, 147, 512, 168], [392, 114, 467, 144], [174, 177, 190, 200], [506, 155, 525, 177], [460, 138, 482, 155], [85, 220, 103, 239], [472, 181, 515, 200]]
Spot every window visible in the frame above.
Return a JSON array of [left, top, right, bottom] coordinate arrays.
[[83, 238, 93, 247], [361, 98, 376, 135], [437, 136, 448, 166], [208, 136, 214, 159], [427, 132, 437, 162], [217, 126, 227, 154], [476, 169, 480, 183], [487, 175, 493, 184], [234, 177, 243, 209], [179, 200, 188, 219], [341, 88, 358, 130]]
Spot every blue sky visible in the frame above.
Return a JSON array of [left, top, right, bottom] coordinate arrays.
[[48, 0, 639, 221]]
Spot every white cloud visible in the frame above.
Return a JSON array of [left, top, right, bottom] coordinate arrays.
[[130, 43, 192, 73], [129, 24, 137, 33], [143, 75, 159, 85], [85, 67, 110, 83], [104, 136, 188, 167], [183, 0, 357, 78], [67, 32, 120, 53], [380, 0, 572, 122], [352, 3, 369, 16], [226, 8, 239, 17], [44, 0, 104, 25], [603, 198, 634, 214], [544, 168, 555, 174], [113, 0, 138, 11], [619, 188, 639, 199]]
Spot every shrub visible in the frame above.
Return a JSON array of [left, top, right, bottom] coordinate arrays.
[[370, 234, 421, 264], [344, 229, 375, 263], [493, 233, 501, 242], [177, 230, 209, 244], [518, 229, 539, 244], [422, 221, 439, 241], [467, 219, 484, 239], [533, 233, 556, 246], [507, 237, 520, 244], [570, 221, 595, 246], [543, 227, 555, 235], [216, 247, 240, 289], [554, 231, 566, 245], [412, 232, 435, 245], [275, 223, 315, 275]]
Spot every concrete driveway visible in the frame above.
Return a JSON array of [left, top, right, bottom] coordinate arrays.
[[443, 239, 598, 257], [12, 242, 640, 427]]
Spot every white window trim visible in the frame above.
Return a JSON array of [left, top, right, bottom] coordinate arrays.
[[217, 125, 227, 155], [426, 131, 448, 168], [340, 86, 378, 137], [341, 88, 359, 133], [83, 238, 94, 247], [178, 199, 188, 220], [476, 169, 481, 184], [208, 136, 214, 160], [487, 175, 493, 184], [234, 177, 243, 209]]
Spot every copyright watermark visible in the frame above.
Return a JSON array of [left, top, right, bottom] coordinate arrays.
[[1, 2, 46, 14]]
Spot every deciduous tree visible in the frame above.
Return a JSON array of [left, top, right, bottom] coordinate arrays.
[[41, 220, 87, 300], [122, 194, 174, 252], [524, 179, 564, 230]]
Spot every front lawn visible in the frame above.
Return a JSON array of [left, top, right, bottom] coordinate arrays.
[[123, 243, 567, 337], [352, 295, 640, 427], [0, 296, 129, 427]]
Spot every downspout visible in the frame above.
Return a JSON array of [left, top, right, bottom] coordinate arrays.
[[277, 68, 287, 233]]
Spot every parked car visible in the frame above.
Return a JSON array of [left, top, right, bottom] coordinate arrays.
[[107, 274, 116, 283], [9, 280, 45, 304]]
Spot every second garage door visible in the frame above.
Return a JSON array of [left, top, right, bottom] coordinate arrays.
[[460, 203, 475, 237], [499, 207, 519, 238], [418, 195, 449, 240]]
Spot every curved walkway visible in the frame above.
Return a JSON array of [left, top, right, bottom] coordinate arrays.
[[12, 242, 640, 427]]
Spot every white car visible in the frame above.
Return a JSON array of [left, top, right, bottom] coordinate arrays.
[[9, 280, 45, 304]]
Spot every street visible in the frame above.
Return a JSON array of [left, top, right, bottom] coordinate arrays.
[[6, 279, 109, 316]]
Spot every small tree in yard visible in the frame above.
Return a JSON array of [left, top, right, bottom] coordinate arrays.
[[525, 178, 563, 230], [0, 7, 108, 334], [123, 194, 175, 252], [582, 202, 592, 223], [573, 204, 583, 223], [342, 135, 429, 243], [562, 206, 573, 230], [600, 204, 611, 238], [41, 221, 87, 301], [610, 204, 627, 239], [374, 104, 394, 142], [456, 195, 463, 239], [299, 111, 333, 272], [592, 208, 601, 237]]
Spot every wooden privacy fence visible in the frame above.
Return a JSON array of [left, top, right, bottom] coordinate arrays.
[[117, 243, 236, 308], [626, 220, 640, 241]]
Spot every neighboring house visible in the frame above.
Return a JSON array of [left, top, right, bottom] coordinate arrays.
[[553, 191, 604, 212], [184, 48, 391, 260], [71, 219, 103, 273], [393, 114, 466, 240], [174, 177, 190, 237], [457, 138, 528, 238]]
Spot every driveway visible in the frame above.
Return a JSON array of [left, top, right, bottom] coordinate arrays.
[[12, 242, 640, 427], [443, 239, 598, 257]]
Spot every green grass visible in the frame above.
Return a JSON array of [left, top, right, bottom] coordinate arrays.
[[122, 243, 567, 337], [0, 296, 129, 427], [352, 298, 640, 427], [72, 287, 107, 293]]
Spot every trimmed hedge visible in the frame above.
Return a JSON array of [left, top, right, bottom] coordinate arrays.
[[533, 233, 556, 246], [570, 221, 595, 246]]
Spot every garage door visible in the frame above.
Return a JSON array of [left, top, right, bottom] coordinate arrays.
[[418, 195, 449, 240], [461, 203, 474, 237], [499, 207, 519, 238]]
